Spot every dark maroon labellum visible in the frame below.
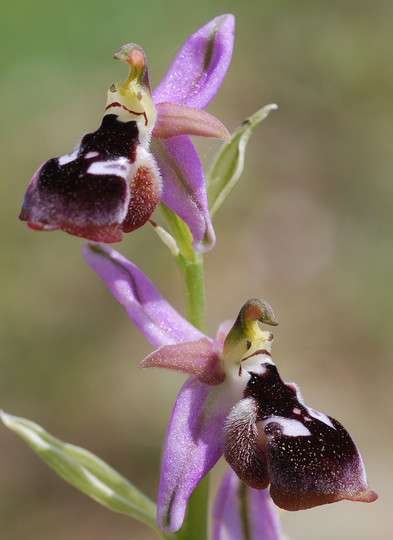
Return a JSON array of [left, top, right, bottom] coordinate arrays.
[[20, 115, 161, 242]]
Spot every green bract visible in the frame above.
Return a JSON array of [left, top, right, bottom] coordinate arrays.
[[207, 104, 278, 218], [0, 411, 175, 540]]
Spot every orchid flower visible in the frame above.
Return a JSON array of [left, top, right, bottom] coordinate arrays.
[[83, 243, 377, 534], [213, 468, 283, 540], [20, 15, 234, 252]]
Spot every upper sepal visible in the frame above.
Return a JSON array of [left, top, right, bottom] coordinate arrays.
[[153, 14, 235, 109]]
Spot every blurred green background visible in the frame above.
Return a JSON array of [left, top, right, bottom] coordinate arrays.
[[1, 0, 392, 538]]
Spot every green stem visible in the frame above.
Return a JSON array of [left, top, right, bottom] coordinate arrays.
[[177, 252, 207, 334], [239, 482, 251, 540], [160, 202, 207, 333]]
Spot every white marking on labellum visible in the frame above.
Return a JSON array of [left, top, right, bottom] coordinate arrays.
[[264, 416, 312, 437], [87, 158, 132, 177], [85, 151, 99, 159], [293, 407, 302, 415], [58, 150, 78, 166], [307, 407, 335, 429]]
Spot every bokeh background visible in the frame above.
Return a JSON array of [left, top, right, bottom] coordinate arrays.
[[1, 1, 392, 538]]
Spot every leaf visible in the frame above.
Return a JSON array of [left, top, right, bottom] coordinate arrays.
[[206, 104, 278, 219], [1, 411, 174, 538]]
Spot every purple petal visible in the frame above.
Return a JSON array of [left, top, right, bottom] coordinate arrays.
[[82, 243, 205, 347], [153, 14, 235, 109], [140, 338, 225, 385], [213, 469, 283, 540], [153, 102, 230, 141], [157, 378, 227, 532], [152, 136, 215, 252]]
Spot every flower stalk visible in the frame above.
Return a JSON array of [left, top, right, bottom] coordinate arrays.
[[177, 251, 206, 335], [160, 203, 207, 334]]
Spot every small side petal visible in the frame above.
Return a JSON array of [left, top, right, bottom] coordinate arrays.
[[82, 243, 205, 347], [158, 378, 227, 532], [153, 102, 230, 141], [213, 469, 283, 540], [153, 14, 235, 109], [140, 338, 225, 385], [151, 136, 215, 252]]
